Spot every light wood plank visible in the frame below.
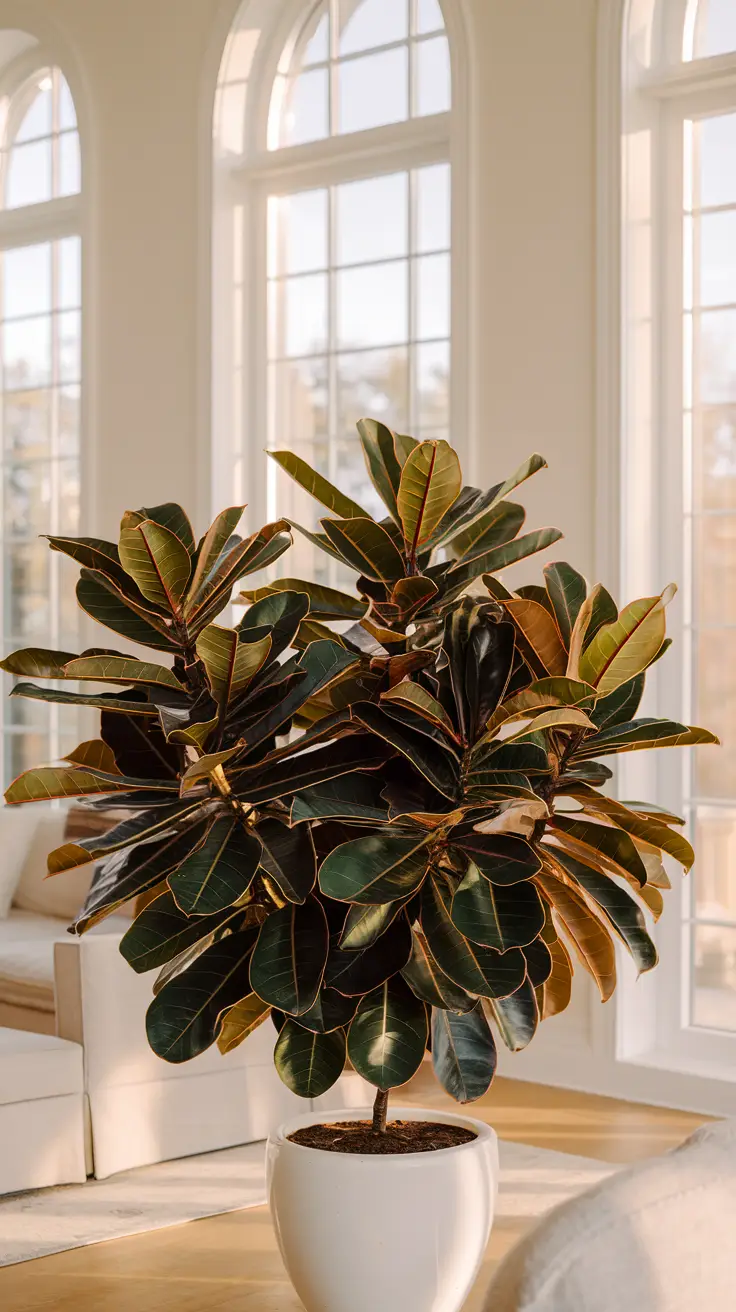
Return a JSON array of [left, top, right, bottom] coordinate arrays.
[[0, 1073, 709, 1312]]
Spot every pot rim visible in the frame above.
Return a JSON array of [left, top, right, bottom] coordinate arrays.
[[269, 1105, 498, 1164]]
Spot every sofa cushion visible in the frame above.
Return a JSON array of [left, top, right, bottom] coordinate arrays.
[[0, 1027, 84, 1105], [0, 807, 38, 919], [12, 812, 95, 920], [0, 910, 134, 1017]]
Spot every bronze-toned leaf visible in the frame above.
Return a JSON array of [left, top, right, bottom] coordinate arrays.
[[268, 449, 369, 519], [397, 440, 462, 555]]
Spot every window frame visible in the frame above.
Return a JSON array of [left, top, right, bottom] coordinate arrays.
[[212, 0, 472, 525]]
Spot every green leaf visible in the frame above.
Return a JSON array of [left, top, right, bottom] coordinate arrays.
[[257, 817, 317, 904], [380, 683, 457, 738], [451, 862, 546, 951], [45, 535, 129, 586], [321, 517, 405, 584], [63, 738, 121, 774], [548, 813, 648, 886], [195, 626, 272, 707], [488, 977, 539, 1051], [448, 526, 565, 589], [185, 521, 292, 624], [565, 785, 694, 871], [579, 586, 676, 696], [120, 891, 236, 975], [585, 585, 619, 646], [575, 717, 719, 757], [432, 1004, 497, 1102], [179, 745, 244, 793], [145, 928, 258, 1063], [236, 736, 389, 807], [1, 647, 78, 678], [132, 503, 196, 555], [10, 682, 159, 717], [291, 773, 389, 825], [451, 502, 526, 562], [339, 900, 408, 951], [421, 875, 527, 999], [485, 677, 596, 734], [267, 449, 369, 519], [524, 937, 553, 986], [351, 702, 460, 800], [168, 818, 262, 915], [48, 801, 202, 874], [357, 418, 403, 522], [217, 994, 272, 1054], [325, 912, 412, 996], [591, 674, 645, 731], [63, 654, 185, 691], [76, 827, 210, 932], [240, 579, 366, 622], [76, 570, 180, 651], [249, 897, 329, 1016], [119, 518, 192, 612], [536, 872, 616, 1001], [553, 850, 658, 974], [319, 831, 432, 904], [295, 988, 359, 1034], [391, 575, 439, 621], [454, 832, 542, 885], [543, 562, 588, 647], [347, 979, 428, 1090], [188, 506, 245, 600], [237, 589, 310, 658], [5, 764, 137, 806], [397, 440, 462, 554], [275, 1021, 346, 1097], [402, 932, 476, 1012], [241, 640, 359, 752]]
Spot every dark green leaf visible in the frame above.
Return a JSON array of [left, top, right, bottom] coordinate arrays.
[[257, 818, 317, 904], [168, 818, 262, 915], [543, 562, 588, 646], [432, 1004, 497, 1102], [576, 717, 719, 757], [351, 702, 460, 800], [339, 900, 408, 951], [240, 579, 366, 622], [319, 831, 432, 905], [9, 682, 158, 716], [402, 932, 476, 1012], [1, 647, 78, 678], [63, 654, 185, 691], [454, 832, 542, 885], [77, 570, 179, 650], [120, 891, 236, 974], [275, 1021, 346, 1097], [293, 989, 358, 1035], [325, 912, 412, 996], [237, 589, 310, 659], [249, 897, 329, 1016], [356, 418, 403, 522], [451, 502, 526, 562], [268, 449, 368, 519], [553, 850, 658, 974], [133, 502, 195, 555], [591, 674, 645, 731], [585, 585, 619, 647], [447, 527, 564, 590], [100, 709, 180, 780], [241, 640, 359, 752], [347, 978, 428, 1090], [321, 517, 405, 584], [74, 824, 210, 932], [523, 937, 553, 986], [145, 928, 258, 1063], [421, 875, 526, 999], [549, 814, 648, 886], [488, 976, 539, 1051], [236, 736, 389, 807], [291, 773, 389, 825], [451, 862, 545, 951]]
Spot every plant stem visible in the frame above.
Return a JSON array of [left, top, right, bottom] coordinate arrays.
[[372, 1088, 389, 1134]]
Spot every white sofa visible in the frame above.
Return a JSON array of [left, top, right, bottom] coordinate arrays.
[[0, 806, 368, 1182], [0, 1028, 87, 1193]]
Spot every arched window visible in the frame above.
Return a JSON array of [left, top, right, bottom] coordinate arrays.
[[620, 0, 736, 1066], [0, 42, 82, 786], [213, 0, 458, 585]]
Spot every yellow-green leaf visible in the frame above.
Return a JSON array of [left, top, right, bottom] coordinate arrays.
[[5, 766, 133, 805], [380, 682, 457, 737], [187, 506, 245, 602], [566, 584, 601, 679], [63, 655, 185, 690], [195, 626, 272, 705], [180, 745, 244, 793], [119, 518, 192, 611], [267, 450, 368, 519], [397, 440, 462, 553], [63, 739, 122, 775], [501, 598, 568, 676], [578, 585, 676, 696], [536, 872, 616, 1001], [217, 994, 271, 1055]]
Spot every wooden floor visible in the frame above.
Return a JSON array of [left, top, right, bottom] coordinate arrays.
[[0, 1070, 708, 1312]]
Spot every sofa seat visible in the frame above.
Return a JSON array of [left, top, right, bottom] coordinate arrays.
[[0, 1027, 87, 1193]]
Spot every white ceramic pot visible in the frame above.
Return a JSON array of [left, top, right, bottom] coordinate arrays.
[[266, 1106, 499, 1312]]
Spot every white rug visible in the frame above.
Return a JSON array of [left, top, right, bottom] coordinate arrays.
[[0, 1137, 620, 1268]]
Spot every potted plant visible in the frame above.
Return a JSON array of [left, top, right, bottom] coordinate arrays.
[[2, 423, 717, 1312]]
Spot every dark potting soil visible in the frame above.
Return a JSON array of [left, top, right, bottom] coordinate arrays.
[[287, 1120, 477, 1155]]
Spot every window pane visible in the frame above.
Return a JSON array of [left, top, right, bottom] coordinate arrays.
[[692, 924, 736, 1032], [268, 190, 328, 277], [281, 69, 329, 147], [417, 163, 451, 253], [415, 35, 451, 117], [417, 253, 450, 340], [4, 461, 52, 538], [695, 0, 736, 59], [59, 75, 77, 130], [338, 48, 409, 134], [269, 358, 329, 442], [337, 261, 408, 349], [697, 113, 736, 211], [270, 274, 328, 358], [693, 631, 736, 799], [692, 515, 736, 625], [59, 384, 80, 457], [3, 244, 51, 320], [337, 347, 409, 434], [59, 310, 82, 383], [698, 310, 736, 404], [6, 139, 52, 208], [416, 0, 445, 34], [59, 237, 82, 310], [339, 0, 408, 55], [5, 542, 50, 641], [15, 85, 52, 143], [699, 211, 736, 308], [336, 173, 408, 266], [694, 807, 736, 923], [4, 390, 52, 457], [3, 318, 52, 389], [58, 458, 80, 533], [693, 407, 736, 511], [304, 12, 329, 65], [59, 131, 81, 197], [417, 341, 450, 428], [6, 732, 50, 785], [334, 441, 385, 520]]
